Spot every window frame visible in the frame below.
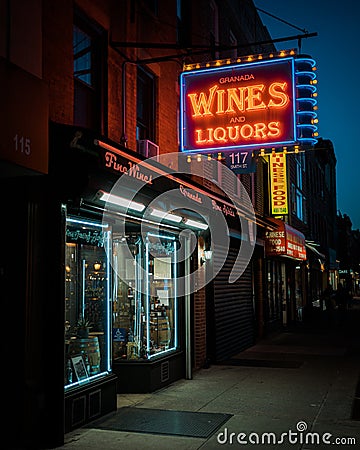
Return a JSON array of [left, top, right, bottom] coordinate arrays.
[[136, 66, 156, 142], [73, 10, 107, 134]]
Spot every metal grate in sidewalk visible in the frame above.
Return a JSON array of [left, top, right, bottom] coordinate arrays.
[[87, 407, 232, 438]]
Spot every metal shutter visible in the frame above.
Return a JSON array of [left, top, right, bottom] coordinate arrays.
[[213, 238, 254, 361]]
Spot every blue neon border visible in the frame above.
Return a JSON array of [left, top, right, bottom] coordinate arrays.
[[179, 57, 297, 153], [64, 216, 112, 391]]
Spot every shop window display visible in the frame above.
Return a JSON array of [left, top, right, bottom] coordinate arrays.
[[64, 217, 111, 388], [112, 232, 178, 361]]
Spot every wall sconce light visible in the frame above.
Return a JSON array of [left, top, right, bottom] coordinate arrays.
[[94, 262, 101, 271]]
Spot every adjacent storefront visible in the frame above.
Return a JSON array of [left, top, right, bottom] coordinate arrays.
[[265, 219, 307, 328]]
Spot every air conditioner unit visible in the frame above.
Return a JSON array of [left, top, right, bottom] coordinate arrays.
[[137, 139, 159, 160]]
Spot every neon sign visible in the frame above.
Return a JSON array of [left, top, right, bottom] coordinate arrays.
[[180, 58, 296, 153], [270, 152, 288, 215]]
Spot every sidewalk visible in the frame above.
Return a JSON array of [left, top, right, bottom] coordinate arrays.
[[58, 308, 360, 449]]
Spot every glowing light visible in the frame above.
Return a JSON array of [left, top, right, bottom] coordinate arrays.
[[66, 217, 108, 229], [296, 57, 316, 68], [297, 124, 318, 131], [185, 218, 208, 230], [297, 97, 317, 106], [194, 122, 282, 145], [98, 191, 145, 212], [150, 209, 183, 223], [296, 84, 316, 93], [187, 82, 290, 118], [296, 70, 316, 80], [297, 110, 317, 118]]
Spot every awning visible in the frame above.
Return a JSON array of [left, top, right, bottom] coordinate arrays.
[[305, 243, 326, 261], [265, 218, 306, 260]]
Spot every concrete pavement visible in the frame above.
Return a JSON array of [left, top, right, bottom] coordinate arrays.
[[57, 305, 360, 449]]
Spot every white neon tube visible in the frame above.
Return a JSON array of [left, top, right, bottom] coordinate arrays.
[[150, 208, 182, 223], [99, 191, 145, 212], [185, 218, 208, 230]]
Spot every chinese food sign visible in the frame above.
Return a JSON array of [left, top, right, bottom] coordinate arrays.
[[270, 152, 288, 215], [265, 219, 306, 260]]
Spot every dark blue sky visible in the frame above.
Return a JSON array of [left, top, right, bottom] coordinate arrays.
[[255, 0, 360, 229]]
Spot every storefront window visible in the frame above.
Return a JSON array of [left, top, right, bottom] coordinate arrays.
[[64, 217, 111, 389], [112, 231, 178, 361], [266, 260, 284, 323]]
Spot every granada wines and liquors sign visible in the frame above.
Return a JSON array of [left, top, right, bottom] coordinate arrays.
[[180, 57, 296, 153]]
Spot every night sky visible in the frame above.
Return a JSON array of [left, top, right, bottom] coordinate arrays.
[[255, 0, 360, 229]]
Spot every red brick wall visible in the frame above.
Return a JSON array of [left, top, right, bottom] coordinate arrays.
[[42, 0, 73, 125], [194, 286, 207, 370], [193, 264, 207, 370]]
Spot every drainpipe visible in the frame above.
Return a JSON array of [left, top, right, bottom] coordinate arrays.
[[120, 60, 129, 147], [185, 232, 192, 379]]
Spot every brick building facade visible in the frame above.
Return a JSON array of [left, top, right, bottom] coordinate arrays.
[[1, 1, 337, 448]]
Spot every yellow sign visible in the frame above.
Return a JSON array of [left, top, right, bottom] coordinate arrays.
[[270, 153, 288, 215]]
